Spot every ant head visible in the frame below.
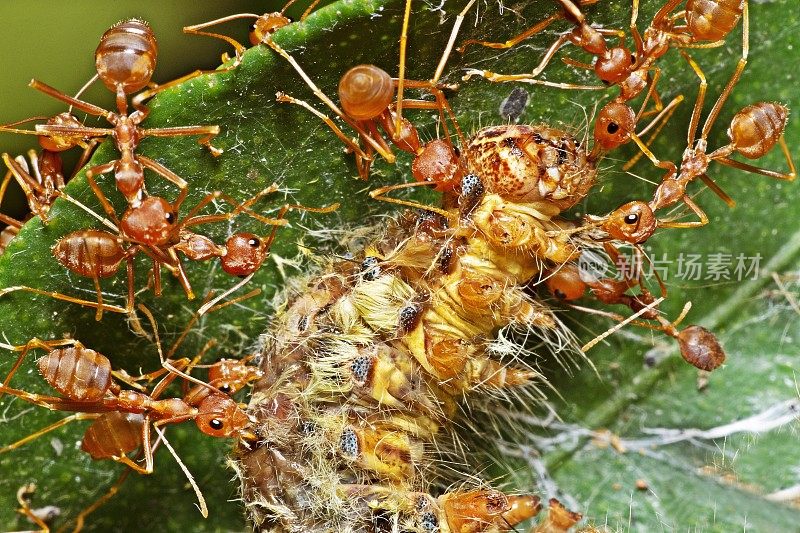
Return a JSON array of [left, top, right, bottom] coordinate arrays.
[[39, 113, 84, 152], [603, 201, 656, 244], [412, 139, 464, 192], [95, 19, 158, 96], [250, 13, 291, 45], [594, 46, 635, 84], [545, 263, 587, 301], [677, 325, 725, 371], [594, 102, 635, 151], [120, 196, 177, 246], [195, 394, 250, 438], [221, 233, 268, 277], [338, 65, 394, 121]]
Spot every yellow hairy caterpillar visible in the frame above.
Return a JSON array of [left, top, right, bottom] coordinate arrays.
[[231, 124, 715, 532]]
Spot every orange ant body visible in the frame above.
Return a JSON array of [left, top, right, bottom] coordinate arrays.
[[0, 20, 222, 210], [545, 254, 725, 371], [0, 317, 257, 528], [264, 0, 477, 184], [595, 17, 794, 243], [462, 0, 746, 159], [0, 109, 100, 252], [1, 185, 337, 319]]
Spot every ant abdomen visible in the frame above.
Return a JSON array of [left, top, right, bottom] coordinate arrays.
[[686, 0, 745, 42], [81, 412, 145, 460], [95, 19, 158, 95], [677, 325, 726, 371], [728, 102, 789, 159], [338, 65, 394, 121], [53, 230, 126, 278], [545, 264, 587, 301], [38, 345, 113, 401]]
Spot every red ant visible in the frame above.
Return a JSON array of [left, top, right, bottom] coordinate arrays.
[[183, 0, 323, 69], [0, 20, 222, 209], [461, 0, 747, 163], [544, 244, 726, 371], [0, 303, 258, 529], [594, 13, 794, 244], [0, 184, 337, 319], [261, 0, 478, 184]]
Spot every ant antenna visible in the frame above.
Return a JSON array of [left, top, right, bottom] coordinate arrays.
[[153, 426, 208, 518], [581, 296, 665, 352]]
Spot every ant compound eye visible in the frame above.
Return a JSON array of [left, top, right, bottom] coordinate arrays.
[[219, 385, 232, 394], [209, 419, 224, 431], [606, 122, 620, 134], [624, 213, 639, 225], [630, 54, 637, 65], [165, 211, 176, 224], [248, 237, 261, 248]]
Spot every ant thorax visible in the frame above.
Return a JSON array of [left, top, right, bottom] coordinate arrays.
[[464, 125, 596, 211]]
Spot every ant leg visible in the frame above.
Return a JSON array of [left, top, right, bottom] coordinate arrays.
[[580, 297, 666, 352], [700, 2, 748, 141], [394, 0, 413, 134], [398, 80, 466, 147], [0, 213, 22, 229], [140, 125, 222, 157], [660, 194, 709, 228], [635, 67, 664, 121], [182, 14, 260, 68], [69, 140, 101, 180], [275, 92, 377, 163], [70, 469, 132, 533], [299, 0, 322, 20], [0, 413, 101, 453], [458, 9, 563, 54], [369, 182, 454, 220], [2, 154, 48, 222], [679, 50, 708, 146], [136, 155, 188, 208], [623, 94, 684, 171], [713, 137, 796, 181], [28, 80, 112, 120], [85, 162, 121, 224], [176, 189, 289, 230], [698, 173, 736, 207], [431, 0, 478, 83], [0, 286, 127, 315], [153, 426, 208, 518], [628, 132, 678, 176], [462, 68, 606, 90]]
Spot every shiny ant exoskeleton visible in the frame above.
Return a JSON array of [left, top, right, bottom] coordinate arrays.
[[0, 20, 222, 211]]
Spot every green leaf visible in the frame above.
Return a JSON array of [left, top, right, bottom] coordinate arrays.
[[0, 0, 798, 531]]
